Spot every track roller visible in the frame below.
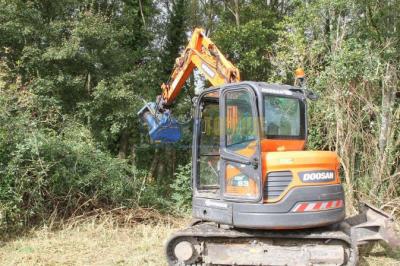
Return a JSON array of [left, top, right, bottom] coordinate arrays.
[[166, 237, 202, 265]]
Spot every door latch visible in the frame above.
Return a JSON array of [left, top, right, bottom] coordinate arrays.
[[251, 158, 259, 169]]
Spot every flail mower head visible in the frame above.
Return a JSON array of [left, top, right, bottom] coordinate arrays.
[[138, 102, 181, 143]]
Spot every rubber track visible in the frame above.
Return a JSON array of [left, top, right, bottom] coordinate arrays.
[[165, 222, 359, 266]]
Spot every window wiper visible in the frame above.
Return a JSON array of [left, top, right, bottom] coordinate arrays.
[[228, 138, 256, 147]]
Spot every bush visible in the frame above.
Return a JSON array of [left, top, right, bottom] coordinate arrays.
[[170, 163, 192, 214], [0, 123, 143, 234], [0, 90, 144, 234]]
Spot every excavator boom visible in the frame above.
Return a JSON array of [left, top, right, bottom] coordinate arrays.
[[161, 28, 240, 106], [138, 28, 239, 142]]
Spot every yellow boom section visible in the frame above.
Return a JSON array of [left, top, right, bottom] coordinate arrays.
[[161, 28, 240, 106]]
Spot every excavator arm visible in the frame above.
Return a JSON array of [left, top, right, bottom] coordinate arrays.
[[138, 28, 240, 142], [160, 28, 240, 106]]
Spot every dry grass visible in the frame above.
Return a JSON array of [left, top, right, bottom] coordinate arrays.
[[360, 244, 400, 266], [0, 209, 189, 266], [0, 209, 398, 266]]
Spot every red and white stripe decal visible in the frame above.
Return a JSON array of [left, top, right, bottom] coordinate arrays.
[[292, 200, 343, 213], [292, 203, 308, 212]]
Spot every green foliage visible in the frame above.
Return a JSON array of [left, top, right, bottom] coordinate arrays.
[[213, 16, 279, 81], [0, 0, 159, 234], [1, 0, 156, 153], [162, 0, 188, 75], [170, 163, 192, 213], [0, 89, 144, 234]]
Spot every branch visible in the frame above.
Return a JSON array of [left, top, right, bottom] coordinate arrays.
[[138, 0, 146, 27]]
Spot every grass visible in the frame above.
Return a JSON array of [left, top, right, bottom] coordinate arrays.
[[0, 209, 189, 266], [0, 210, 398, 266], [361, 251, 400, 266]]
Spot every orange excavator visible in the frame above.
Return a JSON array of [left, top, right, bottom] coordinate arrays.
[[138, 28, 399, 265]]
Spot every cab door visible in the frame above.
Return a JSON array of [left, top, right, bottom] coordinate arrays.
[[220, 85, 262, 202]]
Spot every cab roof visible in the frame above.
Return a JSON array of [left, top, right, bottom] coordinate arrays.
[[205, 81, 306, 100]]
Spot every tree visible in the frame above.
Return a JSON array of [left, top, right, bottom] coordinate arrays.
[[270, 0, 400, 209], [211, 1, 281, 81]]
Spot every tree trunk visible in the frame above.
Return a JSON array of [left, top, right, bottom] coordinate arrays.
[[224, 0, 240, 27], [118, 129, 129, 159], [130, 144, 137, 169], [86, 72, 91, 95], [233, 0, 240, 26], [171, 148, 176, 177], [138, 0, 146, 26], [373, 63, 397, 191], [157, 150, 166, 179], [149, 148, 160, 182]]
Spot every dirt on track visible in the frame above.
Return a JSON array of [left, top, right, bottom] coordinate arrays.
[[0, 212, 398, 266]]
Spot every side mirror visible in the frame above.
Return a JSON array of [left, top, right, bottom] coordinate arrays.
[[305, 90, 319, 101]]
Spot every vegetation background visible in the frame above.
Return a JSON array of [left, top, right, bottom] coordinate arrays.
[[0, 0, 399, 262]]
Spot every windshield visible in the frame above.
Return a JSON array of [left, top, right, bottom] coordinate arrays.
[[264, 95, 305, 139]]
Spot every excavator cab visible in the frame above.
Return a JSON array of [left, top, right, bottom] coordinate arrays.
[[192, 82, 345, 229]]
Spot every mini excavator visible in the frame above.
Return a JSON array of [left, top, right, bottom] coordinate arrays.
[[138, 28, 400, 265]]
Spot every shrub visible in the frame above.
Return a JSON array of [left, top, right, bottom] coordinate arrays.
[[170, 163, 192, 214], [0, 90, 144, 234]]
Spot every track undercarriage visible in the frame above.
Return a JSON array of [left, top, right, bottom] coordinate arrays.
[[166, 204, 400, 266]]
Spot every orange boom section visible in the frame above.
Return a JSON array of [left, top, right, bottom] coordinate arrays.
[[161, 28, 240, 106]]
